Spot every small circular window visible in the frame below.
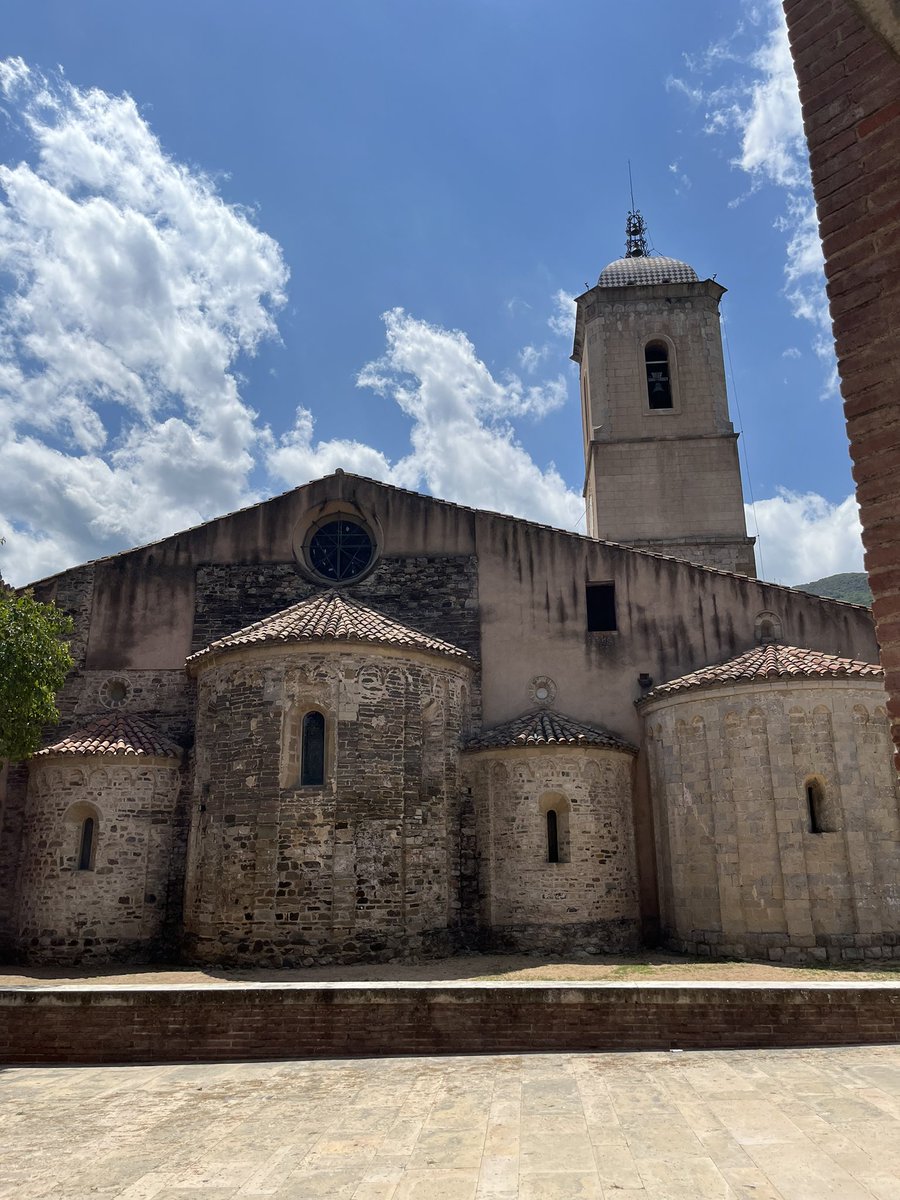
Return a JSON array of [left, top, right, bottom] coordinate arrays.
[[307, 519, 375, 582], [99, 676, 130, 709]]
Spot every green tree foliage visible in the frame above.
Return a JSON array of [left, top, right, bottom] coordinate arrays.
[[0, 589, 74, 761], [794, 572, 873, 607]]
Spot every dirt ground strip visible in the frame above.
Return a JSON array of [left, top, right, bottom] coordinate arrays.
[[2, 950, 899, 988]]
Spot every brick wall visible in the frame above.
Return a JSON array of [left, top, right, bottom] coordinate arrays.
[[783, 0, 900, 768], [1, 984, 897, 1064]]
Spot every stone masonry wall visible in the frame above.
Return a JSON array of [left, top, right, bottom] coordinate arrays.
[[15, 756, 182, 963], [192, 555, 480, 660], [580, 282, 756, 575], [627, 537, 757, 577], [645, 678, 900, 962], [0, 565, 97, 953], [184, 645, 472, 965], [464, 746, 640, 954]]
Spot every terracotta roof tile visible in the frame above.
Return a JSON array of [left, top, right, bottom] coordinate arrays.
[[188, 590, 471, 665], [37, 714, 181, 759], [638, 643, 882, 704], [465, 709, 636, 753]]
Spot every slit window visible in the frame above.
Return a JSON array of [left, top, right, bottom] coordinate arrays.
[[586, 582, 617, 632], [645, 341, 673, 409], [78, 817, 95, 871], [546, 810, 560, 863], [301, 711, 326, 786], [806, 778, 832, 834]]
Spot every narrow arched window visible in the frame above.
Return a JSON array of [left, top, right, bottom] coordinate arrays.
[[78, 817, 95, 871], [300, 711, 326, 786], [806, 778, 825, 834], [645, 341, 673, 409], [546, 809, 560, 863]]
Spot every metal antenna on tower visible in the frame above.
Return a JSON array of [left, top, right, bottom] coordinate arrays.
[[625, 161, 649, 259]]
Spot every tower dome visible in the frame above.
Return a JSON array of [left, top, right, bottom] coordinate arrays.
[[597, 255, 699, 287]]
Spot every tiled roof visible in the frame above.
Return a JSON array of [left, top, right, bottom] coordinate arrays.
[[188, 590, 471, 665], [36, 714, 181, 759], [638, 643, 883, 704], [465, 709, 636, 754], [597, 255, 699, 287]]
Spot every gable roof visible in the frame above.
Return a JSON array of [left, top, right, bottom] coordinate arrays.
[[36, 714, 181, 759], [638, 642, 883, 704], [187, 589, 472, 666], [464, 709, 636, 754], [22, 470, 871, 616]]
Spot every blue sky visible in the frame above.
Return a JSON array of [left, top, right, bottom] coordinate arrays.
[[0, 0, 864, 586]]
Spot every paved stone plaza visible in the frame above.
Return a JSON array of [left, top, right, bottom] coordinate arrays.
[[2, 1045, 900, 1199]]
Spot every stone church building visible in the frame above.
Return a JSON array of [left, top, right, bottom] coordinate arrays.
[[2, 231, 898, 967]]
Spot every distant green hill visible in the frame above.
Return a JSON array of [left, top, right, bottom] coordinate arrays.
[[794, 572, 872, 606]]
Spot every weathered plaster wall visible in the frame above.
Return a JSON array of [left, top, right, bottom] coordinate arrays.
[[464, 746, 639, 953], [42, 475, 478, 671], [184, 644, 472, 965], [15, 756, 182, 963], [643, 679, 900, 961], [22, 473, 877, 748], [473, 509, 878, 741]]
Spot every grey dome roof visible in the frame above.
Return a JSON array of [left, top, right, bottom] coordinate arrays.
[[597, 254, 699, 287]]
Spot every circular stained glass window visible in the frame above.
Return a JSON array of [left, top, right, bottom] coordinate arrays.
[[307, 519, 375, 582]]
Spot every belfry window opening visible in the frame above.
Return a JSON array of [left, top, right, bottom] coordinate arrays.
[[301, 711, 326, 786], [645, 341, 673, 409]]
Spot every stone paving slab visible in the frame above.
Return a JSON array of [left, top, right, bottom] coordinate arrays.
[[2, 1045, 900, 1198]]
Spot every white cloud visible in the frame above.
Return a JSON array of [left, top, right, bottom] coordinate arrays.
[[268, 308, 582, 530], [668, 160, 692, 195], [547, 289, 576, 338], [669, 2, 835, 387], [733, 14, 807, 189], [0, 58, 287, 584], [747, 490, 864, 585], [0, 60, 584, 584], [519, 344, 547, 373]]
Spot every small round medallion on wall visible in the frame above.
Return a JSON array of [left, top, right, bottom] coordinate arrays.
[[99, 676, 131, 710], [529, 675, 557, 707]]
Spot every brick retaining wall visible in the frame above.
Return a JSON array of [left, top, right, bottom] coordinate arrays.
[[1, 983, 897, 1064]]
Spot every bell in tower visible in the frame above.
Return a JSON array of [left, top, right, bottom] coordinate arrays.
[[571, 214, 757, 577]]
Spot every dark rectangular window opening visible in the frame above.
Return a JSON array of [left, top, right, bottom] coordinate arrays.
[[586, 582, 617, 632]]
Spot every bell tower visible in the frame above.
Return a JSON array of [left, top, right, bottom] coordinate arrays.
[[572, 212, 757, 577]]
